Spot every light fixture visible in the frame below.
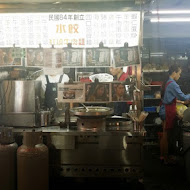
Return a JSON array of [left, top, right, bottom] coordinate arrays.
[[150, 54, 164, 57], [150, 18, 190, 22], [52, 1, 60, 4], [151, 10, 190, 14], [150, 52, 165, 57]]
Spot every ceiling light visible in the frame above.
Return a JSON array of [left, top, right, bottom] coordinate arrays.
[[151, 10, 190, 14], [151, 52, 165, 55], [150, 54, 163, 57], [150, 52, 165, 57], [53, 2, 60, 4], [150, 18, 190, 22]]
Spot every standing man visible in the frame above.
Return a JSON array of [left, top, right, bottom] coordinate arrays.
[[36, 71, 69, 111]]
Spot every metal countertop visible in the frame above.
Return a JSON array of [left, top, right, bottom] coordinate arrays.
[[12, 126, 145, 136]]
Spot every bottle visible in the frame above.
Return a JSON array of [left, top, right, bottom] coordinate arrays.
[[17, 131, 49, 190], [0, 127, 18, 190]]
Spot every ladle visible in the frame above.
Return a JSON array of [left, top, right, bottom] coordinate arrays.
[[80, 103, 89, 112]]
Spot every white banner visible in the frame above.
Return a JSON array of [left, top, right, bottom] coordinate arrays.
[[0, 12, 141, 48]]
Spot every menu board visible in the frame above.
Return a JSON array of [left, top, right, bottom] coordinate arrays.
[[113, 46, 139, 67], [0, 48, 23, 66], [62, 48, 83, 67], [26, 48, 44, 67], [57, 83, 85, 103], [0, 12, 141, 48], [86, 48, 110, 67], [44, 48, 63, 68]]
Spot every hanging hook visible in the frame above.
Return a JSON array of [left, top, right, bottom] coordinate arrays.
[[67, 43, 72, 48]]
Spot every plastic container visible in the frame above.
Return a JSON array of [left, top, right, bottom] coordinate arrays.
[[144, 106, 157, 112]]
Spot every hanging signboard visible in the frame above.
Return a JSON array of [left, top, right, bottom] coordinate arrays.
[[113, 46, 139, 67], [43, 48, 63, 68], [0, 48, 23, 66], [57, 83, 85, 103], [86, 48, 110, 67], [26, 48, 44, 67], [62, 48, 83, 67], [0, 12, 141, 48]]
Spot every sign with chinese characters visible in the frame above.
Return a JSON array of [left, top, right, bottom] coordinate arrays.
[[86, 48, 110, 67], [26, 48, 44, 67], [113, 46, 139, 67], [0, 12, 141, 48], [57, 83, 85, 103], [43, 48, 63, 68], [62, 48, 83, 67], [0, 48, 23, 66]]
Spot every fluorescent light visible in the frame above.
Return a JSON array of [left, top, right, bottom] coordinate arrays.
[[151, 52, 165, 55], [52, 1, 60, 4], [150, 54, 163, 57], [151, 18, 190, 22], [150, 52, 165, 57], [151, 10, 190, 14]]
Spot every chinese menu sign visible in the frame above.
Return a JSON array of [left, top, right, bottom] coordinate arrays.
[[0, 48, 23, 66], [86, 48, 110, 67], [113, 46, 139, 67], [0, 12, 140, 48], [62, 48, 83, 67]]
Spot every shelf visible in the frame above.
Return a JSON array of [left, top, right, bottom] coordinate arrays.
[[143, 142, 159, 146], [142, 68, 167, 130], [145, 111, 158, 113], [144, 98, 161, 100], [145, 85, 161, 87], [144, 124, 162, 127], [143, 70, 168, 73]]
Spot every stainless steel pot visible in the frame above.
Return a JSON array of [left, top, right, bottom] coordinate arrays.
[[41, 111, 50, 127]]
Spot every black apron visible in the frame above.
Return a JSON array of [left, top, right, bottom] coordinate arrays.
[[44, 75, 63, 110]]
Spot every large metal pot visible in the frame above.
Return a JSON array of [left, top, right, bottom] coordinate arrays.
[[0, 80, 42, 127]]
